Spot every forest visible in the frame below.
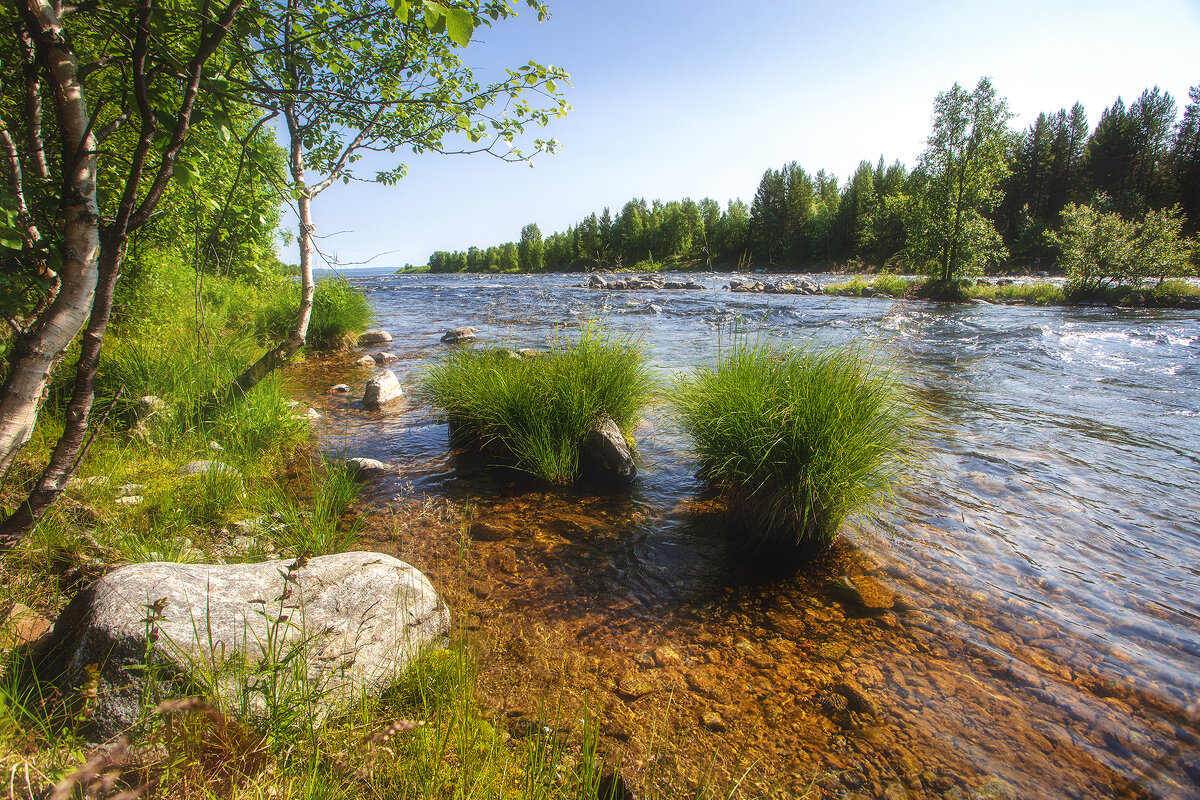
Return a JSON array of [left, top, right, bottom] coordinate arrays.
[[428, 82, 1200, 276]]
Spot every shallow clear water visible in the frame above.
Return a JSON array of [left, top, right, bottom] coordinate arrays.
[[295, 271, 1200, 798]]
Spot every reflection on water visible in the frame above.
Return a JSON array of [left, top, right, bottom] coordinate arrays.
[[290, 272, 1200, 799]]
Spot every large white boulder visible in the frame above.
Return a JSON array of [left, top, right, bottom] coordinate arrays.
[[38, 552, 450, 740]]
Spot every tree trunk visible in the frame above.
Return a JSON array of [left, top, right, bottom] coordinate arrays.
[[204, 104, 315, 409], [0, 240, 121, 543], [0, 0, 99, 479]]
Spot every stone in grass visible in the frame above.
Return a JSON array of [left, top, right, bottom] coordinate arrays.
[[440, 326, 477, 344], [358, 329, 393, 346], [37, 552, 450, 741], [362, 370, 403, 409], [133, 395, 170, 422], [344, 457, 392, 481], [0, 604, 52, 651], [579, 415, 637, 482], [177, 461, 242, 479]]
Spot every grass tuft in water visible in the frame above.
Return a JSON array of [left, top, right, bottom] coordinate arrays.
[[421, 328, 653, 485], [674, 340, 922, 560]]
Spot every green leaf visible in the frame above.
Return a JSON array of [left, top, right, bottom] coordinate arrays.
[[173, 160, 200, 189], [442, 7, 474, 46], [455, 115, 470, 130]]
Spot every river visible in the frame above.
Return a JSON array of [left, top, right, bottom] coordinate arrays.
[[289, 270, 1200, 799]]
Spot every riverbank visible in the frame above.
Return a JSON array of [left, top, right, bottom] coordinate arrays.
[[278, 271, 1200, 799], [0, 270, 626, 799]]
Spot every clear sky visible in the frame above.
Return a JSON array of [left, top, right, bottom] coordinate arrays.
[[287, 0, 1200, 269]]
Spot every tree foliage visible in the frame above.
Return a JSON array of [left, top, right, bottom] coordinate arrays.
[[1052, 200, 1196, 292], [902, 77, 1014, 282]]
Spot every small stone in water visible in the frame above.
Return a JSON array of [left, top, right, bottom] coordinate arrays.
[[653, 645, 682, 667], [616, 671, 655, 700], [818, 642, 849, 661], [701, 710, 726, 732]]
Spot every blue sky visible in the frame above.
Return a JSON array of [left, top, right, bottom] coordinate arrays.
[[288, 0, 1200, 269]]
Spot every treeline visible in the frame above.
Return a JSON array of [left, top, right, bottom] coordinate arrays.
[[430, 83, 1200, 273]]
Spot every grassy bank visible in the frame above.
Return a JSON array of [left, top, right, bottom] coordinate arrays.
[[823, 274, 1200, 307], [1, 266, 649, 800], [674, 341, 921, 560], [422, 329, 653, 485]]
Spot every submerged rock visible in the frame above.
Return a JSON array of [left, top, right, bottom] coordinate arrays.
[[362, 370, 403, 409], [38, 552, 450, 741], [344, 457, 392, 481], [358, 330, 392, 346], [579, 415, 637, 482], [372, 351, 399, 364], [355, 354, 376, 366], [826, 574, 895, 612], [440, 326, 477, 344]]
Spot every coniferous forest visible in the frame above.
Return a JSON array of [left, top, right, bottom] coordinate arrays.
[[428, 82, 1200, 276]]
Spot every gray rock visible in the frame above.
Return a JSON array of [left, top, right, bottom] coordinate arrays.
[[579, 415, 636, 481], [799, 279, 820, 294], [587, 274, 607, 288], [177, 461, 242, 479], [327, 384, 351, 395], [344, 457, 391, 481], [371, 351, 399, 365], [440, 326, 477, 344], [133, 395, 170, 422], [38, 552, 450, 741], [358, 330, 392, 346], [362, 370, 403, 409], [355, 354, 376, 366]]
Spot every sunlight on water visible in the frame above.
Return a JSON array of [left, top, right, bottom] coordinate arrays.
[[293, 271, 1200, 799]]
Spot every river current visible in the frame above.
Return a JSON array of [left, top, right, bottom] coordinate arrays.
[[290, 271, 1200, 799]]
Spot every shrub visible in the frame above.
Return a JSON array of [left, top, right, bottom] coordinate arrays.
[[1053, 201, 1196, 295], [421, 329, 652, 484], [674, 340, 921, 559]]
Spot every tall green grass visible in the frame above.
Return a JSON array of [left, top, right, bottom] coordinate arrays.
[[823, 274, 914, 297], [674, 341, 921, 559], [421, 330, 653, 484], [256, 278, 373, 350]]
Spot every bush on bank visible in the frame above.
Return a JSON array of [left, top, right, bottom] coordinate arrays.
[[421, 329, 653, 485], [674, 340, 921, 560]]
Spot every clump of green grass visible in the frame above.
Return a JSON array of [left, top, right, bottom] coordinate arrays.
[[422, 329, 652, 484], [971, 281, 1065, 305], [824, 274, 913, 298], [263, 462, 364, 556], [674, 340, 921, 559], [256, 278, 373, 350]]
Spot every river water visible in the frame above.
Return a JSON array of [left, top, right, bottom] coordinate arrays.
[[291, 271, 1200, 799]]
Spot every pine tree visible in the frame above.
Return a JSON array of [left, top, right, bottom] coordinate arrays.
[[1172, 85, 1200, 234]]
